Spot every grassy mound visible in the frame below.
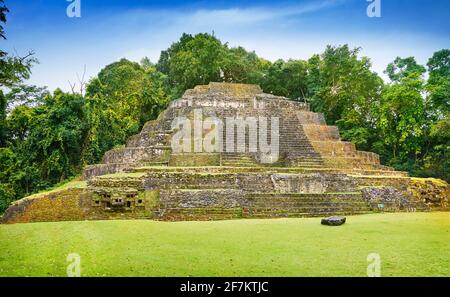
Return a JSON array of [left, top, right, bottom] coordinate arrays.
[[0, 212, 449, 276]]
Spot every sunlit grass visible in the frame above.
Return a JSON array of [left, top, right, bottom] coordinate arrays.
[[0, 212, 449, 277]]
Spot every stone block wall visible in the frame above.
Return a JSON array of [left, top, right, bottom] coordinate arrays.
[[407, 178, 450, 209], [2, 189, 90, 224], [169, 153, 221, 167], [3, 83, 449, 223], [311, 141, 356, 157], [3, 170, 449, 223], [83, 163, 131, 180], [102, 147, 170, 164], [296, 111, 326, 125], [303, 125, 341, 141], [357, 176, 449, 211]]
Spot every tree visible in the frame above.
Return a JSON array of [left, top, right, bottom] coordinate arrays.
[[308, 45, 383, 122], [259, 59, 308, 100], [84, 58, 170, 164], [27, 90, 89, 182], [385, 56, 426, 83], [425, 117, 450, 180], [419, 50, 450, 180], [0, 0, 36, 88], [426, 49, 449, 114], [305, 45, 383, 149], [0, 147, 16, 212], [376, 71, 426, 170], [6, 104, 34, 142], [0, 0, 8, 40], [0, 90, 6, 146], [157, 33, 228, 97], [221, 46, 269, 84], [157, 33, 271, 97]]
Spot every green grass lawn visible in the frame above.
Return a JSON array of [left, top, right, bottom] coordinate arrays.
[[0, 212, 449, 277]]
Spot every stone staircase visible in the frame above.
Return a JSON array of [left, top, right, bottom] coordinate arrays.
[[244, 192, 371, 218], [280, 115, 324, 167], [6, 83, 448, 224], [155, 187, 372, 221], [221, 153, 259, 167]]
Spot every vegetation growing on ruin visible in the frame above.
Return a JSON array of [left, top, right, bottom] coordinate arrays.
[[0, 2, 448, 212], [21, 178, 87, 201], [0, 212, 449, 276]]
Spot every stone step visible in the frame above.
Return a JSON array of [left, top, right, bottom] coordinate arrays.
[[125, 165, 407, 177], [245, 192, 363, 199], [245, 210, 372, 218], [160, 206, 371, 215], [290, 161, 324, 164], [289, 164, 323, 168], [221, 156, 254, 159], [161, 208, 243, 214], [248, 205, 371, 213], [138, 161, 169, 166], [158, 208, 372, 220], [249, 200, 369, 207], [222, 163, 259, 167], [162, 200, 370, 209], [222, 158, 257, 162], [222, 159, 255, 163], [290, 158, 324, 161], [289, 159, 323, 162]]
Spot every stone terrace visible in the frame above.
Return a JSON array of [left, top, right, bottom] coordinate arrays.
[[3, 83, 448, 223]]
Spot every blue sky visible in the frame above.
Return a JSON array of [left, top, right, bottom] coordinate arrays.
[[2, 0, 449, 91]]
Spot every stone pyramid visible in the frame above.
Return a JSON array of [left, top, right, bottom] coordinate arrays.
[[3, 83, 449, 223]]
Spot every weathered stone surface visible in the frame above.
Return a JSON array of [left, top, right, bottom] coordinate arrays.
[[321, 216, 346, 226], [80, 82, 403, 177], [362, 187, 427, 212], [2, 83, 449, 223], [407, 178, 449, 210]]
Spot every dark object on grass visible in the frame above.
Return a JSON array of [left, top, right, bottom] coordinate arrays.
[[321, 216, 346, 226]]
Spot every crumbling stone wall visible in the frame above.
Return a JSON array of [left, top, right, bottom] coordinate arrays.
[[358, 176, 449, 212], [407, 178, 449, 210], [1, 189, 90, 224], [362, 187, 427, 212], [2, 83, 449, 223]]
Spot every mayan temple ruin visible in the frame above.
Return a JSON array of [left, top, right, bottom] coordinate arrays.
[[3, 82, 449, 223]]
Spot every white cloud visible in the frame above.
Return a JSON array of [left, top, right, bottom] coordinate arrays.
[[178, 0, 341, 27], [20, 0, 448, 91]]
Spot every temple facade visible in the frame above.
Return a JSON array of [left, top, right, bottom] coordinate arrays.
[[3, 83, 449, 223]]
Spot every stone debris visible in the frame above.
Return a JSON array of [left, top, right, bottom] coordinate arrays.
[[321, 216, 346, 226]]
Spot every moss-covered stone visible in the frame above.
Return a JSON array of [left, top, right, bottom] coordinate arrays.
[[3, 83, 449, 223]]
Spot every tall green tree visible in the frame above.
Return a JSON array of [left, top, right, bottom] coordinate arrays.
[[385, 56, 426, 83], [221, 46, 269, 84], [0, 90, 6, 146], [157, 33, 226, 97], [1, 90, 89, 208], [0, 0, 7, 40], [84, 58, 170, 163], [426, 49, 449, 114], [26, 90, 89, 183], [377, 72, 426, 163], [259, 59, 309, 100], [306, 45, 383, 148], [420, 50, 450, 180], [0, 0, 36, 88]]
